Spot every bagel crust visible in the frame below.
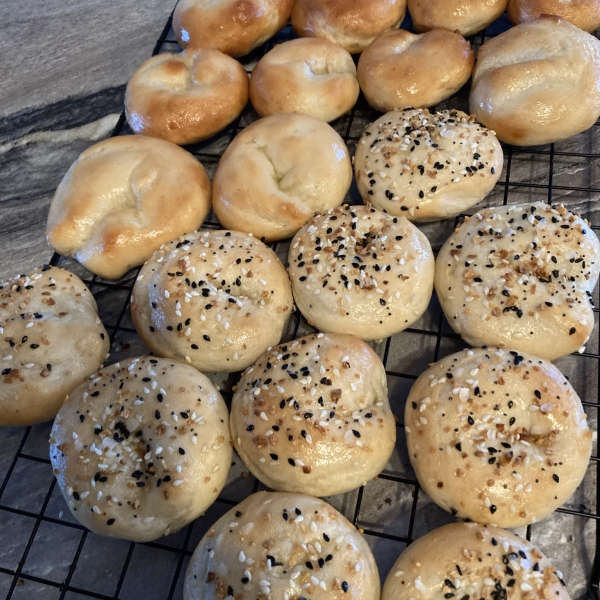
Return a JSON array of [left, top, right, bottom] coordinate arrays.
[[46, 136, 212, 280], [405, 347, 592, 527], [357, 28, 474, 112], [213, 113, 352, 242], [288, 205, 434, 340], [508, 0, 600, 33], [382, 522, 570, 600], [50, 356, 232, 542], [0, 266, 109, 426], [354, 108, 503, 221], [408, 0, 509, 36], [173, 0, 293, 57], [249, 38, 359, 122], [291, 0, 407, 54], [184, 491, 381, 600], [435, 202, 600, 360], [469, 15, 600, 146], [230, 333, 396, 496], [131, 230, 293, 373], [125, 48, 249, 145]]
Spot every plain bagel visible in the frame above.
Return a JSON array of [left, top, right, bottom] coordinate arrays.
[[173, 0, 293, 57], [408, 0, 509, 36], [46, 136, 211, 280], [508, 0, 600, 33], [212, 113, 352, 242], [357, 28, 474, 112], [249, 38, 359, 122], [125, 48, 248, 145], [469, 15, 600, 146], [291, 0, 407, 54]]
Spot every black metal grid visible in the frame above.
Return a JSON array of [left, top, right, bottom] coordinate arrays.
[[0, 7, 599, 600]]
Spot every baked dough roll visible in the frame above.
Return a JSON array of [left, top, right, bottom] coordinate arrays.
[[407, 0, 509, 36], [185, 491, 381, 600], [50, 356, 232, 542], [212, 113, 352, 242], [435, 202, 600, 360], [357, 29, 474, 112], [230, 333, 396, 496], [46, 136, 211, 280], [405, 347, 592, 527], [0, 266, 109, 426], [249, 38, 359, 122], [173, 0, 293, 57], [382, 522, 570, 600], [469, 15, 600, 146], [131, 230, 293, 373], [291, 0, 407, 54], [288, 205, 435, 340], [125, 48, 249, 145], [354, 108, 503, 221], [508, 0, 600, 33]]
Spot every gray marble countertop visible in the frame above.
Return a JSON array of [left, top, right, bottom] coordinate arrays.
[[0, 0, 173, 281], [0, 4, 598, 600]]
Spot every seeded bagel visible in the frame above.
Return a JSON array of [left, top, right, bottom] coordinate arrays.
[[435, 202, 600, 360], [382, 522, 569, 600], [405, 347, 592, 527], [185, 491, 381, 600], [354, 108, 503, 221], [0, 266, 109, 426], [230, 333, 396, 496], [288, 204, 434, 340], [131, 230, 293, 373], [50, 356, 232, 542]]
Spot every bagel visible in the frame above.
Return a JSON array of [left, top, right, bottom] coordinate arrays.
[[249, 38, 359, 122], [508, 0, 600, 33], [354, 108, 503, 221], [50, 356, 232, 541], [382, 522, 569, 600], [288, 204, 435, 340], [291, 0, 407, 54], [435, 202, 600, 360], [125, 48, 248, 145], [405, 347, 592, 527], [230, 333, 396, 496], [212, 113, 352, 242], [407, 0, 509, 36], [46, 136, 211, 280], [357, 28, 474, 112], [0, 266, 109, 426], [131, 230, 293, 373], [173, 0, 293, 57], [469, 15, 600, 146], [184, 491, 381, 600]]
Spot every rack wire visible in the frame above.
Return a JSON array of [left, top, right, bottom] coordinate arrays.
[[0, 7, 598, 600]]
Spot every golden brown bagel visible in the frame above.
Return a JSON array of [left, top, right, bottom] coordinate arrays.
[[125, 48, 248, 145], [291, 0, 407, 54]]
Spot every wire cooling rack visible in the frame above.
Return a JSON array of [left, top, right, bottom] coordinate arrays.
[[0, 7, 598, 600]]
